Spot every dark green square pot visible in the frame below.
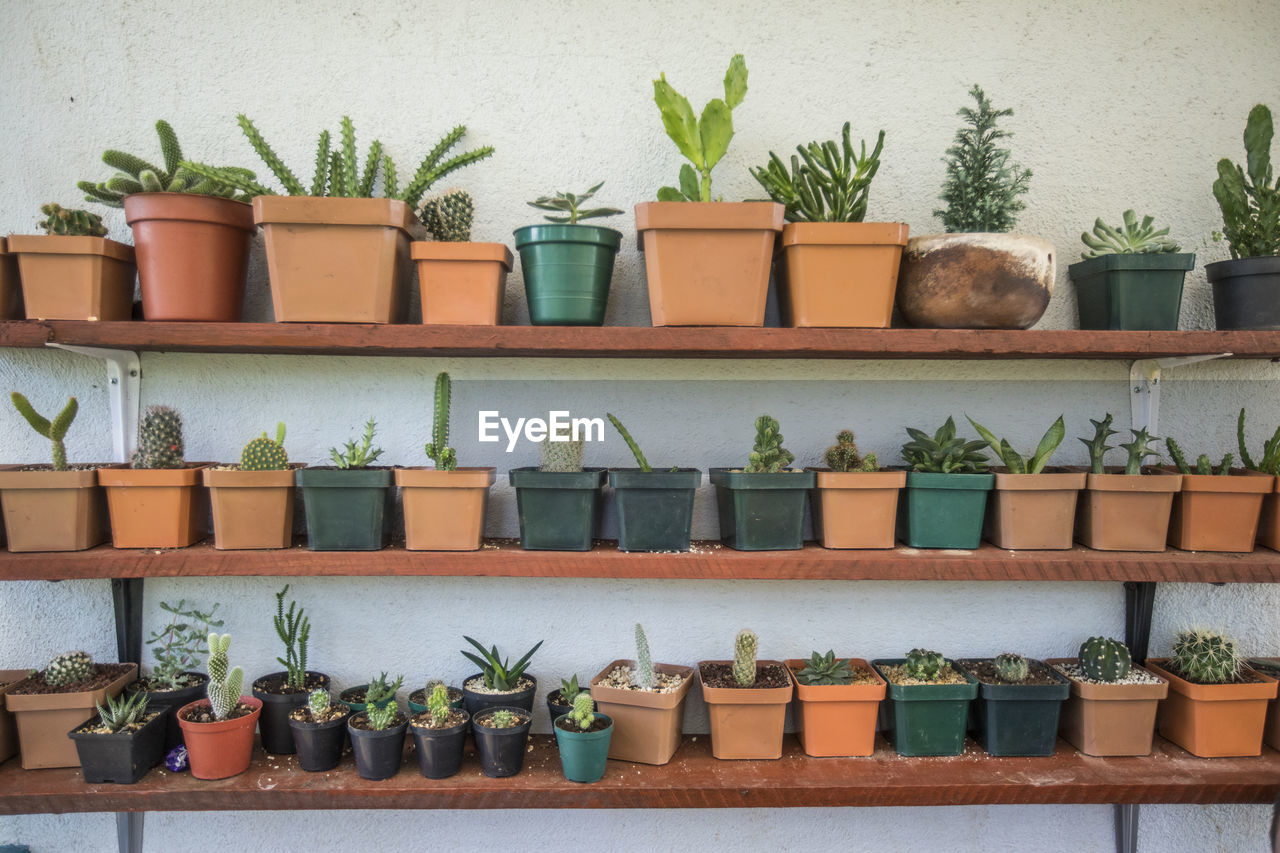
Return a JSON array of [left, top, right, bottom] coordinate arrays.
[[509, 468, 606, 551], [296, 467, 393, 551], [513, 224, 622, 326], [900, 471, 994, 549], [956, 659, 1070, 757], [871, 659, 978, 757], [1068, 253, 1194, 330], [609, 468, 702, 552], [708, 468, 816, 551]]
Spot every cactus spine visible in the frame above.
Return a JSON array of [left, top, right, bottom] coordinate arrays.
[[634, 623, 655, 690], [206, 633, 243, 721], [569, 691, 595, 731], [825, 429, 877, 472], [1077, 636, 1131, 682], [994, 653, 1028, 682], [1171, 629, 1242, 685], [539, 436, 584, 473], [744, 415, 794, 473], [131, 406, 185, 469], [904, 649, 945, 681], [418, 188, 474, 242], [308, 688, 329, 717], [10, 393, 78, 471], [37, 203, 107, 237], [45, 651, 93, 687], [732, 629, 758, 687], [240, 423, 288, 470], [427, 682, 452, 726], [425, 372, 457, 470]]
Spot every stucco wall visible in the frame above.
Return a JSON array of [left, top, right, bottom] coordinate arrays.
[[1, 1, 1278, 850]]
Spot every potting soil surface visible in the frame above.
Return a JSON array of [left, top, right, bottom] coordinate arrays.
[[699, 663, 790, 689], [8, 663, 133, 694], [958, 659, 1062, 686]]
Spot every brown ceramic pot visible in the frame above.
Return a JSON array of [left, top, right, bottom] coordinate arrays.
[[124, 193, 255, 322], [4, 663, 137, 769], [1144, 659, 1277, 757], [412, 242, 512, 325], [986, 469, 1087, 550], [0, 238, 24, 319], [786, 658, 885, 757], [254, 196, 415, 323], [697, 659, 793, 760], [0, 669, 33, 764], [634, 201, 784, 326], [896, 233, 1055, 329], [0, 465, 114, 551], [1075, 468, 1180, 551], [1248, 658, 1280, 750], [204, 464, 302, 550], [8, 234, 136, 321], [778, 222, 908, 328], [589, 660, 694, 765], [176, 696, 262, 779], [1045, 658, 1167, 756], [396, 467, 495, 551], [99, 463, 212, 548], [1152, 467, 1269, 552], [808, 468, 905, 549], [1255, 474, 1280, 551]]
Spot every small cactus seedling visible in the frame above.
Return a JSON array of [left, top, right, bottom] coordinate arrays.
[[240, 423, 288, 471], [1079, 414, 1119, 475], [427, 683, 452, 726], [994, 653, 1029, 683], [568, 691, 595, 731], [1171, 628, 1243, 685], [1237, 408, 1280, 475], [825, 430, 877, 473], [363, 672, 404, 730], [95, 690, 149, 733], [635, 623, 655, 690], [966, 415, 1066, 474], [1078, 636, 1132, 682], [901, 417, 989, 474], [273, 585, 311, 691], [608, 413, 652, 472], [539, 436, 584, 473], [795, 650, 855, 686], [1080, 210, 1181, 257], [425, 372, 457, 471], [732, 629, 758, 687], [206, 633, 243, 721], [308, 688, 330, 717], [131, 406, 185, 469], [904, 649, 945, 681], [45, 651, 93, 687], [37, 203, 108, 237], [744, 415, 795, 473], [10, 392, 78, 471], [528, 182, 623, 224], [418, 187, 475, 242], [329, 419, 384, 468], [487, 709, 517, 728], [1165, 437, 1233, 476]]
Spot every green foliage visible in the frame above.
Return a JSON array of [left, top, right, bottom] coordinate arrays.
[[418, 188, 474, 241], [1078, 414, 1118, 475], [10, 392, 77, 470], [653, 54, 748, 202], [240, 423, 288, 471], [795, 650, 855, 686], [95, 690, 149, 733], [365, 671, 404, 709], [900, 416, 989, 474], [966, 415, 1065, 474], [1172, 628, 1242, 685], [1119, 427, 1161, 475], [732, 628, 758, 687], [45, 651, 93, 687], [825, 430, 877, 473], [744, 414, 794, 473], [539, 436, 584, 473], [37, 203, 107, 237], [206, 633, 243, 721], [1080, 210, 1181, 258], [935, 85, 1031, 233], [365, 700, 399, 731], [607, 413, 651, 472], [904, 648, 945, 681], [425, 372, 457, 471], [634, 623, 654, 690], [1166, 438, 1233, 475], [273, 585, 311, 691], [1237, 408, 1280, 475], [308, 688, 330, 717], [528, 181, 622, 224], [558, 674, 583, 706], [329, 419, 384, 468], [131, 406, 185, 469], [461, 637, 543, 691], [569, 691, 595, 731], [1212, 104, 1280, 259], [147, 600, 223, 691], [1078, 636, 1132, 683], [994, 653, 1028, 683], [427, 682, 452, 726], [750, 123, 885, 222]]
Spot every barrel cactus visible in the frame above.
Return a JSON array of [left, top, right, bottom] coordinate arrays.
[[994, 652, 1028, 682], [1171, 629, 1242, 685], [539, 436, 584, 473], [732, 629, 758, 687], [1078, 636, 1132, 682], [240, 423, 288, 470], [131, 406, 185, 469], [419, 188, 474, 242], [904, 648, 945, 681], [45, 651, 93, 687]]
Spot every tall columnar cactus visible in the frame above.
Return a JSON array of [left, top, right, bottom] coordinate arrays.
[[994, 653, 1028, 683], [732, 629, 758, 687], [45, 651, 93, 687], [1078, 636, 1132, 682], [634, 623, 655, 690], [206, 633, 243, 721], [569, 691, 595, 731], [308, 688, 329, 717], [10, 393, 78, 471], [37, 203, 108, 237], [744, 415, 794, 473], [1172, 629, 1243, 685], [608, 413, 652, 472], [1079, 414, 1118, 475], [539, 436, 584, 473], [274, 585, 310, 691], [427, 682, 452, 726], [425, 372, 457, 471], [825, 429, 877, 472], [131, 406, 185, 469], [1120, 427, 1160, 475], [1238, 407, 1280, 475], [418, 188, 474, 242], [1212, 104, 1280, 260], [240, 423, 288, 470], [904, 649, 945, 681]]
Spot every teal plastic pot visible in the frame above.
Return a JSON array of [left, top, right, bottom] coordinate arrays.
[[900, 471, 994, 549], [709, 468, 815, 551], [297, 467, 393, 551], [509, 468, 606, 550], [513, 224, 621, 325], [871, 659, 978, 756], [956, 659, 1070, 757], [1068, 253, 1194, 330], [609, 468, 702, 552], [553, 713, 613, 783]]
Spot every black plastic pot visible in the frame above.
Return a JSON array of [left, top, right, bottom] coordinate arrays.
[[68, 709, 167, 784], [462, 673, 537, 718], [509, 468, 606, 551], [1069, 253, 1194, 330], [126, 671, 208, 750], [1207, 255, 1280, 329], [957, 659, 1071, 757], [252, 671, 330, 755], [347, 713, 408, 780], [410, 710, 470, 779], [288, 703, 350, 772], [297, 467, 393, 551], [472, 707, 533, 777], [708, 468, 815, 551], [546, 688, 596, 722], [609, 468, 702, 552]]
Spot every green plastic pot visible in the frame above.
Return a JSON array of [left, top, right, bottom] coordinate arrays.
[[871, 659, 978, 756], [1068, 253, 1194, 330], [609, 468, 702, 552], [509, 468, 606, 550], [553, 713, 613, 783], [709, 468, 815, 551], [296, 467, 393, 551], [513, 224, 621, 325], [900, 471, 994, 549], [956, 659, 1070, 756]]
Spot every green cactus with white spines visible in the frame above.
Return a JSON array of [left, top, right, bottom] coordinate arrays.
[[635, 623, 655, 690], [206, 633, 243, 721], [994, 653, 1028, 682], [419, 188, 474, 242], [308, 688, 329, 717], [825, 429, 877, 472], [45, 651, 93, 687], [1078, 636, 1132, 682], [539, 436, 584, 473], [131, 406, 185, 469], [240, 423, 288, 471], [427, 682, 452, 726], [568, 691, 595, 731], [425, 372, 457, 471], [10, 392, 78, 471], [1172, 628, 1243, 685], [37, 203, 107, 237], [904, 649, 945, 681], [732, 629, 758, 687], [745, 415, 794, 473]]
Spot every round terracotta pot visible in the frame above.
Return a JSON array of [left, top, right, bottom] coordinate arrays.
[[896, 233, 1055, 329], [7, 234, 136, 321], [125, 193, 255, 322], [412, 241, 512, 325], [176, 696, 262, 780]]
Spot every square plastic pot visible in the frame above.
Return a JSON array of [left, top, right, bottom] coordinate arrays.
[[1205, 255, 1280, 330], [513, 224, 621, 325], [412, 241, 512, 325], [5, 663, 137, 769], [899, 471, 995, 549], [809, 469, 905, 549], [8, 234, 136, 321], [204, 464, 302, 550], [777, 222, 909, 328], [98, 464, 212, 548], [508, 468, 606, 551], [871, 659, 978, 757], [1255, 475, 1280, 551], [786, 658, 885, 757], [956, 659, 1070, 756], [1045, 658, 1168, 756], [589, 660, 694, 765], [608, 468, 701, 552], [397, 467, 495, 551], [1144, 659, 1278, 757], [985, 469, 1086, 550], [0, 238, 24, 320], [68, 707, 166, 784], [0, 670, 33, 764], [697, 660, 793, 760], [708, 468, 815, 551], [1154, 467, 1269, 552], [1075, 469, 1180, 551], [1249, 658, 1280, 750], [1068, 252, 1194, 330], [0, 465, 113, 552], [296, 467, 393, 551]]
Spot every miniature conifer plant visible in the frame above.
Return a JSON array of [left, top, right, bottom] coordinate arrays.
[[935, 85, 1031, 233], [131, 406, 185, 469], [10, 392, 77, 470], [425, 372, 456, 471]]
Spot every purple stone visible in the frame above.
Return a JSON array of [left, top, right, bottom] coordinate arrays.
[[164, 745, 189, 772]]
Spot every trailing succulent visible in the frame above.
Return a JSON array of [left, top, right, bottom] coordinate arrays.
[[1165, 437, 1232, 476], [900, 416, 989, 474], [750, 122, 885, 222], [273, 585, 311, 691], [461, 636, 543, 692], [528, 182, 622, 224], [45, 651, 93, 687], [131, 406, 185, 469], [1080, 210, 1181, 258], [10, 392, 77, 470], [37, 203, 106, 237], [329, 419, 384, 468], [240, 423, 288, 470], [744, 414, 794, 473], [904, 648, 945, 681], [966, 415, 1065, 474], [206, 633, 242, 721], [425, 372, 457, 471], [795, 650, 855, 686], [418, 188, 474, 242], [935, 85, 1031, 233], [732, 628, 758, 687], [653, 54, 748, 203], [1078, 636, 1132, 683], [146, 599, 223, 691], [1212, 104, 1280, 260], [1171, 628, 1242, 684], [1237, 408, 1280, 475], [825, 430, 877, 472], [994, 653, 1028, 683]]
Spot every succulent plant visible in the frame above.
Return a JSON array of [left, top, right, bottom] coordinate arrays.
[[750, 123, 885, 223], [900, 417, 989, 474], [425, 372, 457, 471], [558, 674, 583, 706], [206, 633, 243, 721], [568, 691, 595, 731], [904, 649, 945, 681], [307, 688, 330, 717], [131, 406, 185, 469], [365, 671, 404, 710], [427, 683, 452, 726], [95, 690, 149, 733], [935, 85, 1031, 234], [732, 628, 758, 687], [10, 392, 77, 471], [45, 651, 93, 687], [487, 709, 517, 728], [1080, 210, 1181, 258], [744, 415, 794, 473], [608, 413, 652, 473], [418, 188, 474, 242], [653, 54, 747, 203], [461, 637, 543, 692], [1078, 636, 1132, 683], [1078, 414, 1119, 475], [146, 599, 223, 691], [1237, 408, 1280, 476], [824, 430, 877, 473], [1171, 628, 1243, 685], [1212, 104, 1280, 260], [365, 699, 399, 731], [240, 423, 288, 471], [273, 585, 311, 691], [795, 650, 855, 686], [539, 436, 584, 473], [635, 623, 655, 690], [994, 653, 1029, 683], [966, 415, 1065, 474], [329, 419, 384, 469], [36, 203, 107, 237], [528, 182, 622, 224], [1165, 438, 1232, 476], [1119, 427, 1161, 475]]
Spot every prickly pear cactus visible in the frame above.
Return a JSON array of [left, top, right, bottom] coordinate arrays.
[[45, 651, 93, 687], [1172, 629, 1242, 685], [904, 649, 945, 681], [744, 415, 794, 473], [825, 429, 877, 472], [37, 203, 107, 237], [1078, 636, 1131, 682], [240, 423, 288, 470], [10, 392, 78, 471], [131, 406, 185, 469], [994, 653, 1028, 682], [732, 629, 758, 687], [539, 436, 584, 473]]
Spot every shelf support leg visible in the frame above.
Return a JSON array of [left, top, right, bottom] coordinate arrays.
[[1129, 354, 1231, 434], [45, 345, 140, 463], [1114, 803, 1139, 853], [115, 811, 143, 853], [111, 578, 144, 666]]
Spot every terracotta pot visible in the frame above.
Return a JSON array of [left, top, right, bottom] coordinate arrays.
[[412, 241, 512, 325], [896, 233, 1055, 329], [176, 696, 262, 779], [1075, 468, 1180, 551], [589, 660, 694, 765], [1153, 467, 1269, 552], [0, 465, 114, 551], [99, 463, 212, 548], [4, 663, 137, 769], [778, 222, 908, 327], [786, 658, 885, 757], [808, 468, 905, 549], [254, 196, 414, 323], [396, 467, 495, 551], [1045, 659, 1166, 756], [1144, 659, 1277, 757], [7, 234, 136, 321], [0, 669, 33, 764], [697, 659, 792, 760], [204, 464, 302, 550], [634, 201, 784, 326], [986, 469, 1086, 550], [1254, 474, 1280, 551], [0, 238, 24, 319], [1249, 658, 1280, 750]]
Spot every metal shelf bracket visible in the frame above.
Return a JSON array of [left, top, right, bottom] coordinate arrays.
[[45, 345, 140, 463], [1129, 353, 1231, 433]]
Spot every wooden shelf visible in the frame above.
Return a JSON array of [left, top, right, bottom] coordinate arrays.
[[1, 540, 1278, 583], [4, 320, 1280, 360], [1, 735, 1275, 814]]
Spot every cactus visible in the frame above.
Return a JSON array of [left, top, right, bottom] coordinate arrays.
[[528, 182, 623, 224], [364, 671, 403, 721], [732, 629, 758, 687], [425, 372, 457, 471], [488, 709, 517, 728], [1078, 414, 1118, 474], [1212, 104, 1280, 260], [307, 688, 329, 717], [1167, 438, 1233, 476], [1078, 636, 1132, 682], [751, 123, 885, 223], [901, 416, 989, 474], [365, 699, 398, 731], [1165, 437, 1191, 474], [1171, 628, 1243, 685], [1120, 427, 1161, 475], [935, 85, 1031, 233], [653, 55, 747, 203], [744, 415, 795, 473], [418, 188, 474, 241], [240, 423, 288, 470], [569, 691, 595, 731], [37, 203, 107, 237], [273, 585, 310, 691], [539, 436, 584, 473], [95, 690, 149, 733], [994, 653, 1029, 683], [10, 392, 77, 471], [1080, 210, 1181, 257], [329, 419, 384, 468], [967, 415, 1065, 474], [206, 633, 243, 721], [130, 406, 185, 469], [634, 623, 655, 690], [45, 651, 93, 687], [427, 682, 452, 726], [825, 430, 877, 472], [795, 650, 855, 686], [904, 649, 945, 681], [1238, 408, 1280, 475], [608, 413, 652, 473]]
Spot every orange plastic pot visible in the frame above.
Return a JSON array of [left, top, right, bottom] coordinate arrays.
[[176, 696, 262, 779], [1075, 469, 1180, 551], [986, 469, 1086, 550], [786, 658, 885, 757], [697, 659, 792, 759], [1255, 474, 1280, 550], [778, 222, 908, 328], [0, 465, 114, 552], [0, 670, 31, 764], [396, 467, 495, 551], [5, 663, 137, 769], [124, 193, 254, 321], [1144, 659, 1277, 757], [8, 234, 135, 321], [1045, 658, 1167, 756], [808, 469, 905, 549], [99, 464, 212, 548], [254, 196, 414, 323], [0, 238, 23, 319], [412, 242, 512, 325], [635, 201, 784, 326], [1250, 658, 1280, 750], [204, 464, 302, 550], [589, 660, 694, 765], [1153, 467, 1269, 552]]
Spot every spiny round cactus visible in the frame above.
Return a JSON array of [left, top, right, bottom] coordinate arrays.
[[1078, 636, 1131, 682], [994, 653, 1028, 682], [539, 437, 584, 473], [825, 429, 877, 472], [45, 650, 93, 687], [904, 648, 945, 681], [131, 406, 185, 469], [488, 709, 516, 728], [417, 188, 475, 242], [732, 628, 758, 687], [38, 203, 107, 237], [1172, 628, 1242, 685], [308, 688, 329, 717], [240, 424, 288, 471], [569, 691, 595, 731]]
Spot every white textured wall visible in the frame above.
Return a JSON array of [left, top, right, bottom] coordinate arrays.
[[2, 1, 1278, 851]]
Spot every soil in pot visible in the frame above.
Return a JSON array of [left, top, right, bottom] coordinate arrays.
[[1206, 255, 1280, 330], [787, 657, 885, 757], [204, 464, 302, 550], [956, 659, 1069, 757], [461, 674, 537, 717], [1047, 659, 1168, 756], [175, 696, 262, 780], [809, 469, 905, 549], [900, 471, 995, 549], [297, 467, 394, 551], [1069, 252, 1194, 330], [777, 222, 909, 328], [554, 712, 614, 783], [871, 659, 978, 757], [413, 242, 513, 325], [1160, 467, 1270, 552], [709, 468, 815, 551], [0, 464, 113, 552], [252, 671, 330, 755], [985, 469, 1086, 550], [472, 707, 532, 777], [347, 711, 409, 780], [98, 463, 212, 548], [5, 662, 137, 769], [698, 660, 793, 760], [287, 701, 351, 772], [68, 709, 166, 784], [1075, 468, 1180, 551], [609, 468, 701, 552], [410, 708, 470, 779], [397, 467, 495, 551], [589, 660, 694, 765], [8, 234, 136, 321], [509, 468, 606, 551], [125, 671, 208, 750], [1144, 659, 1277, 757], [513, 224, 621, 325]]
